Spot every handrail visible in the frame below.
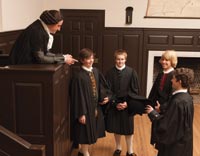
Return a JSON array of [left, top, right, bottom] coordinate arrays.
[[0, 125, 31, 148], [0, 125, 45, 156]]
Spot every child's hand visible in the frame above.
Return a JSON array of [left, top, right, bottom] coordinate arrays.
[[116, 102, 127, 110], [79, 115, 86, 124], [99, 97, 109, 105], [145, 105, 154, 114], [155, 101, 161, 112]]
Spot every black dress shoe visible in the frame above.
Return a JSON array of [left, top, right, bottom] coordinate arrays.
[[126, 152, 137, 156], [78, 152, 84, 156], [113, 149, 121, 156]]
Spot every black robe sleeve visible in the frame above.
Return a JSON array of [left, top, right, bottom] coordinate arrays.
[[33, 51, 64, 64], [70, 72, 88, 119], [154, 93, 194, 145], [9, 20, 65, 64]]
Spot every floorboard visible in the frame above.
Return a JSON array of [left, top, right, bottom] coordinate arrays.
[[71, 104, 200, 156]]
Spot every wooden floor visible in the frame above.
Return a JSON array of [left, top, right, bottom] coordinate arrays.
[[71, 104, 200, 156]]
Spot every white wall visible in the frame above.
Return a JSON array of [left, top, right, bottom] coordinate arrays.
[[0, 0, 2, 31], [43, 0, 200, 29], [0, 0, 43, 32], [1, 0, 200, 32]]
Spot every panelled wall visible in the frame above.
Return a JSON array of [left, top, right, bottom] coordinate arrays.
[[102, 28, 144, 78], [142, 29, 200, 95], [1, 10, 200, 96], [0, 30, 21, 65]]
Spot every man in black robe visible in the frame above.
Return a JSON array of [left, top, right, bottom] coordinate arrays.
[[9, 10, 77, 65], [146, 68, 194, 156]]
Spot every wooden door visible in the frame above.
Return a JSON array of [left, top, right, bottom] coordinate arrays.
[[60, 9, 105, 70]]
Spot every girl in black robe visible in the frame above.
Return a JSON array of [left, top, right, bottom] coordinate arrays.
[[146, 68, 194, 156], [70, 48, 110, 156], [105, 49, 139, 156], [148, 50, 178, 145]]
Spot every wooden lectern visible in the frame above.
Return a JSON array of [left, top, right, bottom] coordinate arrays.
[[0, 64, 71, 156]]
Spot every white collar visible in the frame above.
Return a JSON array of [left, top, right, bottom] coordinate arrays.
[[163, 67, 174, 74], [172, 89, 187, 95], [40, 19, 54, 50], [115, 64, 126, 71], [82, 66, 93, 72], [40, 19, 50, 34]]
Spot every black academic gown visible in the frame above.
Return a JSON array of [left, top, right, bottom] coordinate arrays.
[[70, 67, 106, 144], [105, 66, 139, 135], [9, 20, 64, 64], [149, 92, 194, 156], [148, 71, 174, 108], [148, 71, 174, 144]]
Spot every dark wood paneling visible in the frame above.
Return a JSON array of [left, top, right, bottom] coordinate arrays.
[[0, 64, 71, 156], [144, 29, 200, 50], [102, 28, 144, 94], [103, 29, 143, 73], [102, 34, 118, 73], [0, 30, 21, 55], [0, 30, 21, 65], [60, 9, 104, 70], [122, 34, 143, 73], [51, 33, 63, 54], [173, 35, 193, 45], [15, 83, 44, 135], [148, 35, 169, 44]]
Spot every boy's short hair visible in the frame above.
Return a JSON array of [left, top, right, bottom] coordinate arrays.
[[114, 49, 128, 59], [79, 48, 94, 63], [174, 68, 194, 88]]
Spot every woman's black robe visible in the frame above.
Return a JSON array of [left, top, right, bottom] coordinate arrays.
[[9, 20, 64, 64]]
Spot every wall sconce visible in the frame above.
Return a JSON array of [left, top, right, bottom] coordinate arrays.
[[126, 6, 133, 24]]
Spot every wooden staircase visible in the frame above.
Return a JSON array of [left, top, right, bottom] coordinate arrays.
[[0, 125, 45, 156]]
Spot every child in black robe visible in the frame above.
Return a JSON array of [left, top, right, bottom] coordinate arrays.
[[148, 50, 178, 145], [70, 48, 110, 156], [146, 67, 194, 156], [105, 49, 139, 156]]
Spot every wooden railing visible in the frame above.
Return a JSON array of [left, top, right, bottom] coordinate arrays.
[[0, 125, 45, 156]]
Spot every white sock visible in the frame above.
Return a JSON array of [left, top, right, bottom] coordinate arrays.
[[80, 144, 90, 156], [125, 134, 133, 154], [114, 133, 122, 150]]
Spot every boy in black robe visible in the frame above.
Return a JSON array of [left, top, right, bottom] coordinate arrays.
[[146, 67, 194, 156], [105, 49, 139, 156], [148, 50, 178, 146], [70, 48, 110, 156]]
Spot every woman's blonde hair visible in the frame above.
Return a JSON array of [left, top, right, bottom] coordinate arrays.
[[159, 50, 178, 68]]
